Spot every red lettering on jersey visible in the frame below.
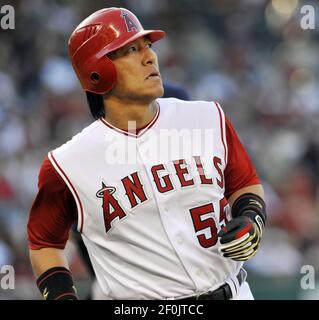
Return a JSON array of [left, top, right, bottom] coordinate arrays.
[[98, 183, 126, 233], [213, 156, 224, 189], [173, 159, 194, 187], [219, 197, 230, 227], [193, 156, 213, 185], [121, 172, 147, 208], [151, 164, 174, 193], [190, 203, 218, 248]]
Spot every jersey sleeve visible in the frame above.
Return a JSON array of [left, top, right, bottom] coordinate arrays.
[[27, 156, 78, 250], [224, 117, 260, 199]]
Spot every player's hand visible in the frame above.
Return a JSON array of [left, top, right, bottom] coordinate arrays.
[[217, 215, 263, 262]]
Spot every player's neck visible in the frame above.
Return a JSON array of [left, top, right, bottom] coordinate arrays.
[[102, 97, 158, 131]]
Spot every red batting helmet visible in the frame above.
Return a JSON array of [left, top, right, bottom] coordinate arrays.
[[68, 7, 166, 95]]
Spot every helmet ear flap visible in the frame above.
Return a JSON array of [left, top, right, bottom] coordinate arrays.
[[69, 23, 118, 94], [87, 55, 117, 94], [72, 51, 117, 94]]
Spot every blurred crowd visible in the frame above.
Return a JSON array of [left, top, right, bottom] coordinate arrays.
[[1, 0, 319, 299]]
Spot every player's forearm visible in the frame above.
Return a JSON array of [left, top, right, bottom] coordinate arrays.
[[29, 248, 78, 300], [228, 184, 265, 207], [228, 183, 266, 230], [29, 247, 69, 277]]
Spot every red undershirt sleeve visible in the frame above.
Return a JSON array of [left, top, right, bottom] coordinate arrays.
[[224, 117, 260, 199], [27, 156, 78, 250]]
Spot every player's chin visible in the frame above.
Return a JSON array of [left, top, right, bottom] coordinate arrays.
[[147, 81, 164, 98]]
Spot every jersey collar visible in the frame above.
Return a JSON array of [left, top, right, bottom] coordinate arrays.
[[99, 102, 160, 138]]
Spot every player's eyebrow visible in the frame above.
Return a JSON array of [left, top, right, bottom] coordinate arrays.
[[107, 36, 151, 60]]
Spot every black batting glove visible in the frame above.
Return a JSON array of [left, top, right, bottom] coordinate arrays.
[[217, 193, 266, 262], [218, 214, 263, 261]]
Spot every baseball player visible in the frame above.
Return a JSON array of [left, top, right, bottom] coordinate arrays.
[[27, 7, 266, 300], [72, 82, 191, 300]]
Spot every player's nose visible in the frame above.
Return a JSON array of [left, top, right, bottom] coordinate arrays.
[[142, 47, 157, 66]]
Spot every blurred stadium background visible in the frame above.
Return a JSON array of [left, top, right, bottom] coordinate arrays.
[[0, 0, 319, 299]]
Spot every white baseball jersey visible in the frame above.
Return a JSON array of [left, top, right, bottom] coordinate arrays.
[[49, 98, 243, 299]]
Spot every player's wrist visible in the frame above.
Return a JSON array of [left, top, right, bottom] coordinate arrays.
[[36, 266, 78, 300], [231, 193, 266, 233], [217, 193, 266, 262], [241, 210, 265, 234]]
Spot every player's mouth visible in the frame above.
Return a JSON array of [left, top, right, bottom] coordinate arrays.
[[146, 70, 161, 81]]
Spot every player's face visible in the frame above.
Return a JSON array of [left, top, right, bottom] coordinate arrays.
[[107, 36, 164, 103]]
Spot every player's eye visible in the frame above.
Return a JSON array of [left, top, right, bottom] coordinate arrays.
[[146, 42, 152, 48], [127, 46, 138, 54]]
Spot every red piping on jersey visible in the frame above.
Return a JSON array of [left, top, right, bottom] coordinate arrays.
[[49, 152, 84, 233], [214, 102, 227, 166], [99, 103, 160, 138]]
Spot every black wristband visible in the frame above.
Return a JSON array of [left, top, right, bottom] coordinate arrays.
[[36, 266, 78, 300], [231, 193, 266, 231]]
